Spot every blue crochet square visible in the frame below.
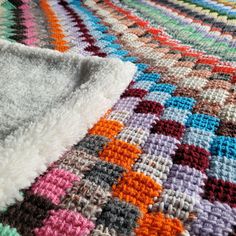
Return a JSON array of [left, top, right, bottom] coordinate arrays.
[[211, 136, 236, 160], [97, 40, 112, 48], [165, 96, 196, 110], [132, 81, 156, 91], [92, 31, 104, 39], [108, 43, 121, 49], [161, 107, 191, 125], [103, 47, 118, 54], [111, 50, 129, 57], [133, 70, 144, 81], [123, 57, 138, 63], [136, 63, 149, 71], [186, 114, 220, 132], [136, 73, 160, 82], [183, 127, 214, 150], [208, 156, 236, 183], [144, 92, 171, 105], [150, 83, 176, 94], [102, 35, 117, 42], [95, 26, 108, 32]]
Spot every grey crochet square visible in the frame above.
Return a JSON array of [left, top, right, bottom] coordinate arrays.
[[194, 64, 212, 71], [84, 161, 124, 189], [179, 56, 196, 62], [97, 198, 139, 235], [75, 134, 109, 156], [210, 73, 232, 81]]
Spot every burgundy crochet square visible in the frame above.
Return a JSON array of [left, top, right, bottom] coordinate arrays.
[[172, 144, 210, 172], [121, 88, 147, 98], [0, 193, 56, 236], [203, 177, 236, 208], [134, 100, 163, 116], [151, 120, 185, 140]]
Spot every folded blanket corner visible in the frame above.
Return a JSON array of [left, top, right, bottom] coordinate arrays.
[[0, 40, 136, 209]]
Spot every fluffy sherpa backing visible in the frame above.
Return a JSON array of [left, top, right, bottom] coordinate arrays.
[[0, 39, 136, 209]]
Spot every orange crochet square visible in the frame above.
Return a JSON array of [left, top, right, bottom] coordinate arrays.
[[99, 140, 141, 170], [89, 119, 124, 139], [55, 45, 70, 53], [112, 172, 162, 213], [51, 33, 65, 40], [135, 212, 184, 236]]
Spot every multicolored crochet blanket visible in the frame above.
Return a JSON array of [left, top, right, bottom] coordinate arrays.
[[0, 0, 236, 235]]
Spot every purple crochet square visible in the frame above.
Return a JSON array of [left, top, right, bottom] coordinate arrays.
[[127, 113, 157, 130], [143, 133, 180, 158], [113, 97, 141, 112], [189, 200, 236, 236], [164, 164, 206, 198]]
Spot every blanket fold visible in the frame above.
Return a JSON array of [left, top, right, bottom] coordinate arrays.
[[0, 39, 136, 209]]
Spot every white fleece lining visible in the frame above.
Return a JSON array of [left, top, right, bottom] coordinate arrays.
[[0, 40, 136, 209]]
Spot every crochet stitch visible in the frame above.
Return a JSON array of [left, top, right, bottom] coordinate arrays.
[[0, 0, 236, 235]]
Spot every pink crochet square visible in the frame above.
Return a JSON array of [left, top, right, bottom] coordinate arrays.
[[31, 168, 80, 204], [34, 209, 94, 236]]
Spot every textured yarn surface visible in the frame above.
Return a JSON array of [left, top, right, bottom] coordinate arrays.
[[0, 0, 236, 235]]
